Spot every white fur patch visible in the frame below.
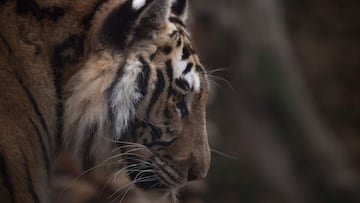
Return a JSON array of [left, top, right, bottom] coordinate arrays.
[[192, 72, 201, 92], [62, 52, 124, 159], [110, 59, 143, 140], [132, 0, 146, 10], [173, 49, 188, 78], [172, 48, 201, 92]]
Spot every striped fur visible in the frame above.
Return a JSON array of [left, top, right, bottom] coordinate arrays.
[[0, 0, 209, 202]]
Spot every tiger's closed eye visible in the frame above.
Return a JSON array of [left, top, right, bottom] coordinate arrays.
[[174, 93, 188, 117], [173, 92, 184, 102], [176, 100, 188, 117]]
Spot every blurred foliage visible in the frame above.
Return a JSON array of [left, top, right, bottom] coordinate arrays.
[[185, 0, 360, 203], [284, 0, 360, 171]]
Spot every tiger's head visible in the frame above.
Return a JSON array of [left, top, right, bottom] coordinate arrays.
[[63, 0, 210, 194]]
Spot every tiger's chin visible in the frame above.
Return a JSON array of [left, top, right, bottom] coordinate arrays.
[[125, 168, 182, 203]]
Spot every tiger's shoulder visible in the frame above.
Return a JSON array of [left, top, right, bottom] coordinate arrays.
[[0, 1, 131, 202]]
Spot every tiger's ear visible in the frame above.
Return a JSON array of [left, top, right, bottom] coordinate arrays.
[[99, 0, 171, 49], [171, 0, 188, 21]]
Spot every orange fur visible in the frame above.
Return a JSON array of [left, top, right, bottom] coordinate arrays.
[[0, 0, 210, 202]]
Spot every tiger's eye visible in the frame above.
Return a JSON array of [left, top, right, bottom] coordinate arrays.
[[173, 93, 188, 117], [176, 100, 188, 117], [173, 92, 185, 103]]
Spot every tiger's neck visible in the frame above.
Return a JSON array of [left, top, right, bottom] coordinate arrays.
[[61, 49, 151, 175]]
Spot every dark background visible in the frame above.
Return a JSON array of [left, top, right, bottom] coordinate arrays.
[[183, 0, 360, 202]]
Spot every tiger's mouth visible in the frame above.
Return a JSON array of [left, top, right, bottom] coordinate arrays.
[[126, 155, 183, 191]]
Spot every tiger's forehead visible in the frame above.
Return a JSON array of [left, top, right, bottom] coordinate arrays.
[[161, 19, 206, 93]]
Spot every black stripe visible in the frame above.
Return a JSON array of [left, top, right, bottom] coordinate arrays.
[[175, 78, 190, 92], [169, 17, 186, 28], [165, 60, 173, 81], [167, 86, 174, 99], [0, 154, 16, 203], [51, 33, 85, 150], [40, 6, 66, 22], [189, 47, 196, 54], [146, 70, 165, 117], [0, 0, 6, 6], [55, 98, 63, 151], [195, 64, 204, 74], [51, 34, 85, 70], [148, 123, 163, 140], [156, 161, 181, 183], [137, 57, 151, 97], [176, 100, 188, 117], [82, 0, 109, 30], [0, 34, 13, 55], [14, 71, 50, 137], [176, 38, 182, 47], [182, 45, 191, 60], [107, 63, 125, 102], [169, 30, 178, 38], [20, 149, 41, 203], [16, 0, 41, 16], [123, 120, 136, 143], [161, 46, 172, 55], [100, 0, 153, 49], [183, 62, 193, 74], [16, 0, 65, 22], [150, 49, 159, 61], [30, 119, 50, 176], [166, 60, 174, 98], [82, 124, 97, 171], [171, 0, 187, 17]]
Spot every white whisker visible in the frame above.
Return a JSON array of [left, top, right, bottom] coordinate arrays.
[[62, 160, 123, 193], [211, 148, 238, 161]]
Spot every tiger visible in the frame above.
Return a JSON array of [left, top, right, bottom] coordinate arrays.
[[0, 0, 210, 202]]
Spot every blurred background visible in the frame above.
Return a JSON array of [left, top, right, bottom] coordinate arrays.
[[180, 0, 360, 202]]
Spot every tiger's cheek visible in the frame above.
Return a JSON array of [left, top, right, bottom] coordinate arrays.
[[132, 124, 152, 146]]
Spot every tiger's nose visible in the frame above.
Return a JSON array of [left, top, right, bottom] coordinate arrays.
[[186, 164, 209, 182], [185, 144, 211, 182], [187, 167, 200, 182]]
